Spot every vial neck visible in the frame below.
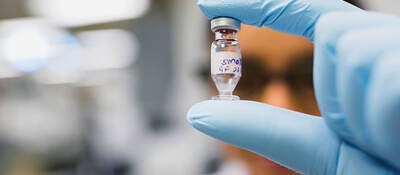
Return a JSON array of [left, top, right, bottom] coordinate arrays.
[[219, 91, 233, 96], [215, 29, 238, 41]]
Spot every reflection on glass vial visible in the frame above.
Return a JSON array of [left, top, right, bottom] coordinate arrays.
[[210, 17, 241, 100]]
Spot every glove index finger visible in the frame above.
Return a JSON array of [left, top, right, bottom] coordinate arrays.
[[198, 0, 360, 40], [187, 100, 340, 175]]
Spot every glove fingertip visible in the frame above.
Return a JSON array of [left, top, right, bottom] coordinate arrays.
[[187, 101, 220, 135], [197, 0, 214, 20], [190, 117, 218, 134], [186, 100, 212, 123]]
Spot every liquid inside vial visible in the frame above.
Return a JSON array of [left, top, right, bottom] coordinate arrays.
[[212, 73, 240, 95]]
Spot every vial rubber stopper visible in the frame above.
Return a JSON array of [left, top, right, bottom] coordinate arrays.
[[211, 17, 241, 32]]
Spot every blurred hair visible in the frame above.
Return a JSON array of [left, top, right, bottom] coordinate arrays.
[[345, 0, 364, 9]]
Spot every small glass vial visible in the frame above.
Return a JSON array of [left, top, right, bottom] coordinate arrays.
[[210, 17, 241, 101]]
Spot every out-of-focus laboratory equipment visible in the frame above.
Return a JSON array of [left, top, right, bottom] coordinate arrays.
[[26, 0, 150, 27], [0, 18, 82, 83], [0, 0, 214, 174], [210, 17, 241, 101]]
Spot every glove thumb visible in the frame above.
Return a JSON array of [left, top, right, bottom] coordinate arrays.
[[187, 100, 339, 174]]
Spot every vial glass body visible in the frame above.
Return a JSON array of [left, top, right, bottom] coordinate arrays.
[[211, 29, 241, 100]]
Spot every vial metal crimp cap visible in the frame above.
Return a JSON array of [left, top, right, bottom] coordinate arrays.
[[211, 17, 241, 32]]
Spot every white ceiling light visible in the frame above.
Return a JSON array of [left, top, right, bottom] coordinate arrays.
[[26, 0, 150, 27], [0, 19, 54, 73], [0, 18, 83, 82]]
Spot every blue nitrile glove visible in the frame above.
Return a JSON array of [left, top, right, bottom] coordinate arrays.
[[187, 0, 400, 174]]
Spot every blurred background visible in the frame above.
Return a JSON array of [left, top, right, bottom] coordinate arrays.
[[0, 0, 394, 175]]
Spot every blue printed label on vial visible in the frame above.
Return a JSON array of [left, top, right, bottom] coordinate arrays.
[[211, 51, 242, 74]]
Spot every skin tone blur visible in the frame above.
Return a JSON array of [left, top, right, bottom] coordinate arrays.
[[207, 25, 320, 175]]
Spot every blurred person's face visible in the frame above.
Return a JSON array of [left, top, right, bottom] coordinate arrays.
[[202, 25, 318, 175], [236, 25, 318, 115], [229, 53, 317, 175], [235, 25, 318, 175]]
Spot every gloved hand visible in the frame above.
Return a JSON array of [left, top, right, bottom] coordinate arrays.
[[187, 0, 400, 174]]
